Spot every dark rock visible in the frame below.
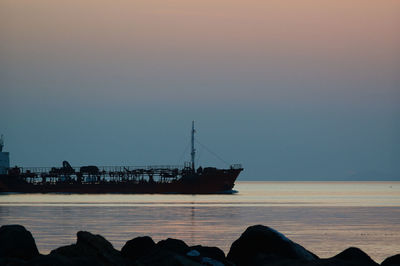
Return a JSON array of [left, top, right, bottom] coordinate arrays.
[[200, 257, 226, 266], [135, 238, 207, 266], [50, 244, 101, 265], [244, 247, 380, 266], [0, 257, 27, 266], [381, 254, 400, 266], [0, 225, 40, 261], [331, 247, 378, 266], [121, 236, 156, 261], [227, 225, 318, 266], [52, 244, 85, 258], [294, 248, 380, 266], [28, 253, 97, 266], [76, 231, 116, 254], [251, 253, 294, 265], [136, 249, 201, 266], [157, 238, 189, 255], [51, 231, 125, 266], [189, 245, 226, 262]]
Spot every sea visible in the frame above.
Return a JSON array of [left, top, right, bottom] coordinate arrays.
[[0, 181, 399, 263]]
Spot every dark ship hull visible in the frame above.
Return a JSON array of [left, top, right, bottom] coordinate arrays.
[[0, 168, 242, 194]]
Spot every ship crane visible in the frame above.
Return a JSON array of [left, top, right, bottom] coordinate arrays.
[[191, 121, 196, 171], [0, 134, 4, 152]]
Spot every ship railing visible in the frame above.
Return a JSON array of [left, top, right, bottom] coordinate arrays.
[[18, 165, 184, 174], [98, 165, 183, 172], [230, 164, 243, 169], [19, 167, 54, 174]]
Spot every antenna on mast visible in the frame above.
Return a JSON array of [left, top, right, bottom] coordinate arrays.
[[191, 121, 196, 171], [0, 134, 4, 152]]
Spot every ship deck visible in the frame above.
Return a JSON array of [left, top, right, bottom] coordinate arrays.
[[6, 163, 243, 185]]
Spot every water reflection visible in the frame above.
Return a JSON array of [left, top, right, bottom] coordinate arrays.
[[0, 182, 399, 263], [1, 181, 399, 207]]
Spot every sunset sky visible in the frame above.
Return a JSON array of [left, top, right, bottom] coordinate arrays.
[[1, 0, 399, 180]]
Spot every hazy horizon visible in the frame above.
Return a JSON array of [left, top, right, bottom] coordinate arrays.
[[1, 0, 399, 180]]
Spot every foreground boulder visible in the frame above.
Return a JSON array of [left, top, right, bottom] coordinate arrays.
[[28, 253, 97, 266], [329, 247, 379, 266], [227, 225, 317, 265], [51, 231, 125, 266], [133, 238, 225, 266], [136, 249, 202, 266], [156, 238, 190, 255], [381, 254, 400, 266], [121, 236, 156, 261], [189, 245, 226, 262], [132, 238, 195, 266], [305, 247, 380, 266], [1, 224, 398, 266], [0, 257, 27, 265], [186, 245, 229, 266], [0, 225, 39, 261]]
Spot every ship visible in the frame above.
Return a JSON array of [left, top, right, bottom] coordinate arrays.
[[0, 122, 243, 194]]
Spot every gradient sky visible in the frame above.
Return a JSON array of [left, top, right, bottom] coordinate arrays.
[[0, 0, 399, 180]]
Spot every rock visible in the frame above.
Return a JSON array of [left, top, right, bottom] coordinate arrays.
[[28, 253, 97, 266], [52, 245, 85, 258], [136, 249, 201, 266], [76, 231, 116, 254], [239, 246, 380, 266], [330, 247, 379, 266], [299, 247, 380, 266], [51, 231, 125, 266], [186, 248, 228, 266], [156, 238, 189, 255], [186, 250, 201, 257], [134, 238, 209, 266], [190, 245, 226, 262], [51, 244, 101, 265], [0, 225, 40, 261], [201, 257, 225, 266], [121, 236, 156, 261], [0, 257, 27, 265], [227, 225, 318, 266], [381, 254, 400, 266]]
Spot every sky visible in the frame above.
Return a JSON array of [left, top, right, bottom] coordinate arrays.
[[0, 0, 399, 180]]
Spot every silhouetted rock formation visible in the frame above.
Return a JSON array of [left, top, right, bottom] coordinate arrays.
[[0, 224, 39, 261], [29, 253, 95, 266], [190, 245, 226, 262], [51, 231, 125, 265], [227, 224, 318, 265], [121, 236, 155, 261], [330, 247, 379, 266], [156, 238, 190, 255], [133, 238, 200, 265], [0, 224, 397, 266], [381, 254, 400, 266]]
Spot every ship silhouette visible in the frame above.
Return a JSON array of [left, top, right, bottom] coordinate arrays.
[[0, 122, 243, 194]]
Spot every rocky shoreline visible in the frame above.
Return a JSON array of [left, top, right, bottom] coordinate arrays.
[[0, 224, 399, 266]]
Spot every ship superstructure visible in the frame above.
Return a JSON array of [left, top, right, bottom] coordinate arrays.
[[0, 135, 10, 175]]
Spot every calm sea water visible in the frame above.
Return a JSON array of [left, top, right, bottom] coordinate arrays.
[[0, 181, 399, 263]]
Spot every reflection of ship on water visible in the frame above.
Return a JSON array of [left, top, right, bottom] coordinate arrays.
[[0, 122, 243, 194], [191, 205, 195, 245]]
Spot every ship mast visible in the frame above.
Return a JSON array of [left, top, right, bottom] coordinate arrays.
[[0, 134, 3, 152], [191, 121, 196, 171]]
